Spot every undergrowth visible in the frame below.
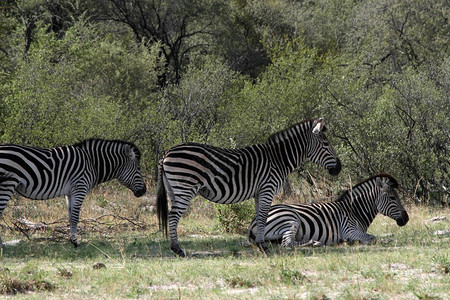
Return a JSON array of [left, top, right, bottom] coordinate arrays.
[[0, 180, 448, 299]]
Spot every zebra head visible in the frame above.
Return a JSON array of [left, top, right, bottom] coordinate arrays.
[[375, 176, 409, 226], [307, 118, 342, 176], [117, 143, 147, 197]]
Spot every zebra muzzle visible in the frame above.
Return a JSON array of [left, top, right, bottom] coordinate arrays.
[[396, 211, 409, 226], [133, 187, 146, 197], [327, 159, 342, 176]]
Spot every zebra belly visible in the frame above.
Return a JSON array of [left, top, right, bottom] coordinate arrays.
[[199, 185, 255, 204], [196, 166, 259, 204], [294, 217, 342, 245], [15, 179, 71, 200]]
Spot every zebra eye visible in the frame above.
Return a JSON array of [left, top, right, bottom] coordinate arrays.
[[387, 193, 396, 200]]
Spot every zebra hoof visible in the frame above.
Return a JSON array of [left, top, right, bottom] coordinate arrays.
[[70, 239, 79, 248], [171, 246, 186, 257], [256, 242, 271, 254]]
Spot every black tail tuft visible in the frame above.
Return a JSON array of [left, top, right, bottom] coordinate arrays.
[[156, 161, 168, 238]]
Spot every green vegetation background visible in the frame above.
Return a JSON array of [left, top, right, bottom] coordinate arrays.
[[0, 0, 448, 204]]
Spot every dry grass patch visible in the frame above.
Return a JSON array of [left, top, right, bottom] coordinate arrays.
[[0, 188, 448, 299]]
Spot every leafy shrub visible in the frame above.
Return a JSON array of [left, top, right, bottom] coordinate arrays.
[[214, 201, 255, 234]]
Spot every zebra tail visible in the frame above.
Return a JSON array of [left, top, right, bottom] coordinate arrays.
[[156, 161, 168, 238]]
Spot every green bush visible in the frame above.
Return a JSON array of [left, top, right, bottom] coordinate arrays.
[[1, 0, 448, 204], [214, 201, 255, 234]]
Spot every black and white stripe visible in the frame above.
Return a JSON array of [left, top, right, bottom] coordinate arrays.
[[0, 139, 146, 247], [157, 118, 342, 256], [248, 174, 409, 247]]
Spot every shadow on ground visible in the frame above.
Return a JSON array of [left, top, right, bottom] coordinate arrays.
[[1, 231, 397, 261]]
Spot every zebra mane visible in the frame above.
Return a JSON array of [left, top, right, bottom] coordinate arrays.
[[266, 118, 327, 145], [336, 174, 399, 202], [74, 139, 141, 158]]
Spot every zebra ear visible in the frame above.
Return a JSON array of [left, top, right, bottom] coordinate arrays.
[[124, 145, 136, 160], [376, 177, 389, 190], [312, 118, 325, 134], [375, 177, 383, 188]]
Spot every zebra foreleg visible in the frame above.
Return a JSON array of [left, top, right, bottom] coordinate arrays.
[[254, 195, 272, 254], [67, 193, 87, 247], [345, 230, 376, 245], [293, 240, 324, 247], [0, 178, 20, 248], [65, 195, 77, 247], [357, 233, 376, 245]]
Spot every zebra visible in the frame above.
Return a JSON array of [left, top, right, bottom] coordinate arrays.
[[248, 174, 409, 247], [0, 139, 146, 247], [156, 118, 342, 256]]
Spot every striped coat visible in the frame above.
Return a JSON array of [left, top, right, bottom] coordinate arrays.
[[248, 174, 409, 246], [0, 139, 146, 247], [157, 118, 342, 256]]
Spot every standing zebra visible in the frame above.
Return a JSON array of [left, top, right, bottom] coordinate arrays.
[[157, 118, 342, 256], [248, 174, 409, 247], [0, 139, 146, 247]]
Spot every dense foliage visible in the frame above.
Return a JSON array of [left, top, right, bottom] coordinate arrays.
[[0, 0, 448, 204]]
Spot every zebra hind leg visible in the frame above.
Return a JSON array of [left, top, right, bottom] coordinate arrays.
[[281, 221, 300, 247], [168, 203, 192, 257]]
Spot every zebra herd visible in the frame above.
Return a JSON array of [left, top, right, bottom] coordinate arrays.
[[0, 118, 409, 255]]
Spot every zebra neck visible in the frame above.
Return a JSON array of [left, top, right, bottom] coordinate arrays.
[[92, 155, 120, 185], [340, 186, 379, 230], [266, 125, 308, 174], [80, 140, 122, 185]]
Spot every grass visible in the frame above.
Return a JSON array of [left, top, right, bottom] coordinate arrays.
[[0, 186, 449, 299]]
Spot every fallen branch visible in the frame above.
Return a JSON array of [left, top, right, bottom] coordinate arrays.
[[81, 214, 146, 229], [6, 213, 147, 242]]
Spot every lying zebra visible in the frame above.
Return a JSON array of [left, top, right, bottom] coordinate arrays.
[[248, 174, 409, 247]]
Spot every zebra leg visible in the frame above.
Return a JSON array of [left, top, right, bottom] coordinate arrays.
[[67, 192, 87, 247], [65, 195, 76, 246], [254, 194, 272, 254], [65, 195, 71, 220], [0, 178, 20, 248], [168, 193, 195, 257], [358, 232, 376, 244], [281, 221, 300, 247], [168, 209, 187, 257], [294, 240, 324, 247], [345, 229, 376, 245]]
